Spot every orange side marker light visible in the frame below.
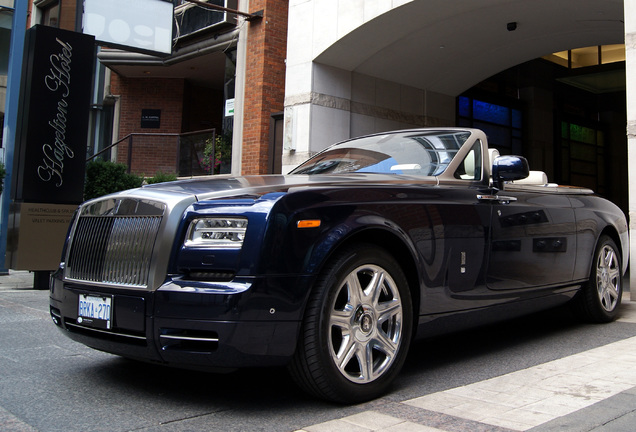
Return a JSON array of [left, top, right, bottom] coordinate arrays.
[[297, 219, 321, 228]]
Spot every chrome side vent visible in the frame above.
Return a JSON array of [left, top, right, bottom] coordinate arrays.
[[66, 198, 166, 288], [159, 328, 219, 352]]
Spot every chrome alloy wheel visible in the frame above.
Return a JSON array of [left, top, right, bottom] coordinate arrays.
[[328, 264, 404, 384], [596, 244, 621, 312]]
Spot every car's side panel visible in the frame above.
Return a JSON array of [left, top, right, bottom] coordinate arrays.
[[258, 184, 599, 316], [486, 190, 577, 290], [259, 185, 495, 316], [413, 288, 577, 339]]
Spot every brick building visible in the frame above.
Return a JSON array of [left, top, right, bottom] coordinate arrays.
[[27, 0, 287, 178]]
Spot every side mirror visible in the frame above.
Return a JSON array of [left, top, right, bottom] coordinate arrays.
[[492, 155, 529, 190]]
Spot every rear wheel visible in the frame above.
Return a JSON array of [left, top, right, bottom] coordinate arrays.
[[573, 235, 622, 323], [289, 244, 413, 403]]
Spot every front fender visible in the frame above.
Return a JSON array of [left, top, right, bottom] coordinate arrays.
[[259, 204, 421, 278]]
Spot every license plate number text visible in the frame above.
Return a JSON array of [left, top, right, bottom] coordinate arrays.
[[78, 294, 112, 329]]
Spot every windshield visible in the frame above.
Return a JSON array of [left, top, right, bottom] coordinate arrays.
[[291, 130, 472, 176]]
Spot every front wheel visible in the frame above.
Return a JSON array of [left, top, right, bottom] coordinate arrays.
[[289, 244, 413, 403], [573, 235, 622, 323]]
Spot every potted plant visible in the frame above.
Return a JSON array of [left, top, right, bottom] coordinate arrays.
[[200, 133, 232, 174]]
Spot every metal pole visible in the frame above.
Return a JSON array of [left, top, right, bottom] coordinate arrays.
[[0, 2, 29, 273], [127, 135, 133, 173]]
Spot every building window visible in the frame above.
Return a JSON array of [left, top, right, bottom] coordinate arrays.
[[39, 0, 60, 28], [559, 121, 605, 194], [543, 45, 625, 69], [458, 96, 523, 155]]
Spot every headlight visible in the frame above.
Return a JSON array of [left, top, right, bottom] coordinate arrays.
[[185, 217, 248, 248]]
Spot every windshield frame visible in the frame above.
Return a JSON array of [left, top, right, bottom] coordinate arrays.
[[290, 128, 490, 184]]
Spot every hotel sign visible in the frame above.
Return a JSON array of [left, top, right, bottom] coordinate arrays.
[[13, 25, 95, 205]]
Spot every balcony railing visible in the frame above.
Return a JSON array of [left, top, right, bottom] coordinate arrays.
[[87, 129, 224, 177]]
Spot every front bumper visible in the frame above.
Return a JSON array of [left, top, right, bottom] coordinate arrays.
[[49, 274, 313, 370]]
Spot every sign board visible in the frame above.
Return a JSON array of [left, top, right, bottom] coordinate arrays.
[[12, 25, 94, 205], [9, 26, 93, 271], [83, 0, 174, 56], [224, 98, 235, 117], [141, 109, 161, 128], [8, 203, 77, 271]]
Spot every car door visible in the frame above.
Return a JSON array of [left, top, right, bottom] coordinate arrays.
[[483, 188, 577, 290]]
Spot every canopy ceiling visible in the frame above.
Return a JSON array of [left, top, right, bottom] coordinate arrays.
[[314, 0, 625, 95]]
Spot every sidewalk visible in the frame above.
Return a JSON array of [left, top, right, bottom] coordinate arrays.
[[297, 296, 636, 432], [0, 270, 35, 291]]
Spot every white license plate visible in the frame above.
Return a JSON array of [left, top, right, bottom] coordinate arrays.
[[78, 294, 112, 329]]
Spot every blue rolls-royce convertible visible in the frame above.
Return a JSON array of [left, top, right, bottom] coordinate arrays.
[[50, 128, 628, 403]]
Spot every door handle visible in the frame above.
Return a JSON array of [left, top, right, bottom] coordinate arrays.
[[477, 194, 517, 204]]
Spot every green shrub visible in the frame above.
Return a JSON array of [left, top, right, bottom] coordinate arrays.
[[146, 171, 178, 185], [84, 160, 143, 200]]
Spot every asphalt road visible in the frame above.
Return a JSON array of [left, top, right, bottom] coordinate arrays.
[[2, 271, 636, 432]]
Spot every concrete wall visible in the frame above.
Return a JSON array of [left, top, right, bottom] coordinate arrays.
[[283, 0, 456, 172]]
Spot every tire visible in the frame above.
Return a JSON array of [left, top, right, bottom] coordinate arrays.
[[573, 235, 622, 323], [289, 244, 413, 403]]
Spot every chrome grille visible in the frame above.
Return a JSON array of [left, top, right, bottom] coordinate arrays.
[[66, 198, 165, 288]]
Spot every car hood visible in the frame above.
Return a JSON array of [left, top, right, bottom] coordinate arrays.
[[137, 173, 439, 201]]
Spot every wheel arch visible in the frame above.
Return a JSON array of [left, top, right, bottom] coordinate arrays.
[[596, 226, 627, 274], [577, 225, 626, 292], [574, 203, 629, 281], [572, 225, 624, 323], [600, 226, 623, 259], [311, 226, 421, 334], [587, 200, 630, 276]]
